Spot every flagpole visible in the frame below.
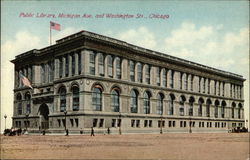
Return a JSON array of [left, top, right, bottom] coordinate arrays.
[[50, 22, 52, 45]]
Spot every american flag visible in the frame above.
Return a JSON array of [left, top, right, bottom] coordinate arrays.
[[50, 21, 61, 31], [20, 74, 33, 89]]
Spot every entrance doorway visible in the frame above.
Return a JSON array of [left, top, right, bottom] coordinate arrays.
[[39, 103, 49, 130]]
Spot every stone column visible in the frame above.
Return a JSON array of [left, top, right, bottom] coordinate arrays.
[[67, 93, 72, 111], [173, 100, 178, 115], [62, 57, 66, 78], [121, 58, 128, 80], [150, 66, 156, 86], [210, 80, 215, 95], [167, 69, 171, 88], [193, 75, 199, 92], [174, 71, 180, 90], [104, 55, 108, 77], [68, 54, 72, 77], [75, 53, 79, 75], [81, 50, 85, 75]]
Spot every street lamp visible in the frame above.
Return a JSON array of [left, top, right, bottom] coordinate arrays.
[[64, 110, 67, 131], [4, 114, 7, 130]]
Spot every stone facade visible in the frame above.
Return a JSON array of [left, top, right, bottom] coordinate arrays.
[[11, 30, 245, 134]]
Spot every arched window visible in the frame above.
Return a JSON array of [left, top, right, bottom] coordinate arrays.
[[130, 89, 138, 113], [179, 95, 186, 116], [189, 97, 195, 116], [137, 63, 142, 83], [238, 103, 242, 119], [116, 57, 121, 79], [92, 86, 102, 111], [98, 53, 104, 76], [157, 93, 164, 115], [107, 55, 113, 77], [206, 99, 211, 117], [143, 91, 151, 114], [221, 101, 226, 118], [72, 86, 79, 111], [111, 89, 119, 112], [214, 100, 219, 118], [25, 92, 31, 114], [231, 102, 236, 118], [198, 98, 204, 117], [130, 61, 135, 81], [168, 94, 175, 115], [59, 87, 66, 112]]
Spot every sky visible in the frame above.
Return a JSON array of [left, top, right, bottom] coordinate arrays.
[[1, 0, 249, 132]]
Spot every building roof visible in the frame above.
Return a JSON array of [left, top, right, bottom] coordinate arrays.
[[12, 30, 244, 80]]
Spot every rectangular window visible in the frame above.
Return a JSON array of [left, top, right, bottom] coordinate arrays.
[[99, 54, 104, 76], [62, 119, 66, 128], [170, 70, 174, 88], [207, 122, 209, 128], [180, 121, 183, 127], [75, 119, 79, 127], [65, 55, 69, 77], [214, 81, 217, 95], [130, 61, 135, 82], [208, 79, 210, 94], [59, 57, 63, 78], [116, 58, 121, 79], [149, 120, 153, 127], [144, 120, 148, 127], [117, 119, 121, 127], [137, 64, 142, 83], [162, 69, 167, 87], [99, 119, 104, 128], [108, 56, 113, 77], [191, 75, 193, 91], [136, 120, 140, 128], [222, 82, 225, 96], [184, 74, 188, 90], [158, 121, 161, 128], [202, 122, 204, 127], [145, 65, 150, 84], [198, 77, 201, 92], [203, 78, 205, 93], [156, 67, 160, 86], [112, 119, 116, 127], [192, 122, 195, 127], [89, 52, 95, 75], [180, 73, 183, 90], [78, 52, 81, 75], [210, 122, 212, 127], [173, 121, 176, 127], [218, 82, 220, 96], [184, 121, 186, 127], [93, 118, 98, 127], [70, 119, 74, 127], [57, 119, 61, 127], [169, 121, 172, 127], [131, 120, 135, 127]]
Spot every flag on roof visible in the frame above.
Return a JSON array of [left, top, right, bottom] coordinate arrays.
[[20, 74, 33, 89], [50, 21, 61, 31]]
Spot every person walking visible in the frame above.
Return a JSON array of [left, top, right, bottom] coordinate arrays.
[[91, 127, 95, 136]]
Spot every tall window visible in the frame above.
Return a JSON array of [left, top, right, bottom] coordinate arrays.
[[137, 63, 142, 83], [116, 57, 121, 79], [92, 86, 102, 111], [190, 75, 193, 91], [206, 99, 211, 117], [65, 55, 69, 77], [203, 78, 205, 93], [238, 103, 242, 119], [214, 100, 219, 118], [130, 61, 135, 81], [72, 53, 75, 76], [98, 53, 104, 76], [108, 55, 113, 77], [143, 92, 151, 114], [231, 102, 236, 118], [59, 87, 66, 112], [179, 72, 183, 90], [156, 67, 160, 86], [157, 93, 164, 115], [48, 61, 54, 82], [208, 79, 210, 94], [189, 97, 195, 116], [170, 70, 174, 88], [111, 89, 119, 112], [59, 57, 63, 78], [41, 63, 45, 83], [17, 93, 22, 115], [198, 77, 201, 92], [78, 52, 81, 75], [198, 98, 204, 117], [89, 52, 95, 75], [184, 74, 188, 90], [221, 101, 226, 118], [72, 86, 79, 111], [218, 82, 221, 96], [162, 69, 167, 87], [214, 81, 217, 95], [130, 89, 138, 113], [145, 65, 150, 84], [168, 94, 175, 115], [179, 96, 185, 116], [25, 92, 31, 114]]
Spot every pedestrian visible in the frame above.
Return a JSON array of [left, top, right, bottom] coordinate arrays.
[[91, 127, 95, 136], [107, 127, 110, 135], [42, 130, 46, 135], [66, 129, 69, 136]]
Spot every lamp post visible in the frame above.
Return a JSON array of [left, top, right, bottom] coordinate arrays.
[[64, 110, 67, 131], [160, 110, 163, 134], [4, 114, 7, 130], [25, 113, 29, 132]]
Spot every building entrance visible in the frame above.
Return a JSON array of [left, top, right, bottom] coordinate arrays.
[[39, 103, 49, 130]]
